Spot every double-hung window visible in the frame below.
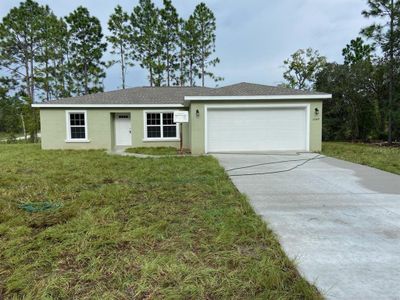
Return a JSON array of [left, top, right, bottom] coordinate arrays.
[[145, 112, 178, 139], [66, 111, 88, 141]]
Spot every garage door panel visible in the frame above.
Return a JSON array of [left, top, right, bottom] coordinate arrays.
[[207, 107, 307, 152]]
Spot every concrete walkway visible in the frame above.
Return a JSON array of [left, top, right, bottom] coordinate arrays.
[[109, 146, 193, 158], [108, 146, 164, 158], [214, 153, 400, 300]]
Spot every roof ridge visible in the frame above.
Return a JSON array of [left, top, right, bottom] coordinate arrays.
[[217, 82, 276, 89], [139, 85, 214, 89], [214, 82, 328, 95]]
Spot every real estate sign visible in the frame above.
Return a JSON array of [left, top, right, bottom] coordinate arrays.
[[173, 111, 189, 123]]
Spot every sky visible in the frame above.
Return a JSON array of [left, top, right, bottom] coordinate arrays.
[[0, 0, 371, 91]]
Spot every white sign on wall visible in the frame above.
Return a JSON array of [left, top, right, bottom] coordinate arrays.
[[173, 111, 189, 123]]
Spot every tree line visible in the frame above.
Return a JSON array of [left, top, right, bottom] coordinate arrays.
[[0, 0, 220, 140], [282, 0, 400, 144]]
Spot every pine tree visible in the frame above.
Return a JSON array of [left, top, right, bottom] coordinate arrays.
[[191, 3, 221, 87], [130, 0, 160, 86], [0, 0, 51, 141], [159, 0, 179, 86], [177, 18, 188, 86], [107, 5, 133, 89], [362, 0, 400, 143], [65, 6, 107, 95], [51, 18, 72, 99], [37, 12, 70, 100], [180, 16, 200, 86], [342, 37, 374, 65]]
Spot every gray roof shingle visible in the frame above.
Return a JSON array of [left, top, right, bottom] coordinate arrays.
[[44, 86, 213, 105], [207, 82, 328, 96], [39, 82, 329, 106]]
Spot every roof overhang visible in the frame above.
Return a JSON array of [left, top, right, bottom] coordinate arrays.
[[184, 94, 332, 101], [31, 103, 185, 108]]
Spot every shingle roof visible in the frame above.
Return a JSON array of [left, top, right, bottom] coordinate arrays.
[[207, 82, 328, 96], [44, 86, 213, 105], [38, 82, 329, 106]]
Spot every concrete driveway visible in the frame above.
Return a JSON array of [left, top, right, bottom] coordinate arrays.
[[214, 153, 400, 300]]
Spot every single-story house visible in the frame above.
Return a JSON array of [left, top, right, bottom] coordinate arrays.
[[32, 82, 331, 154]]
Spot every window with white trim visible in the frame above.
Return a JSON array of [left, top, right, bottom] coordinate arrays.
[[67, 111, 87, 140], [145, 112, 178, 139]]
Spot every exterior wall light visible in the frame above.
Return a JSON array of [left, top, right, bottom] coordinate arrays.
[[314, 108, 319, 116], [196, 109, 200, 118]]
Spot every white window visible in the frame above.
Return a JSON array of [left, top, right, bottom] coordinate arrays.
[[66, 111, 88, 142], [144, 112, 178, 140]]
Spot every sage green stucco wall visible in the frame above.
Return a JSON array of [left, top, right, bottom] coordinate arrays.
[[189, 100, 323, 155], [40, 109, 113, 150], [130, 109, 189, 149], [40, 108, 189, 150], [40, 101, 322, 153], [309, 101, 323, 152]]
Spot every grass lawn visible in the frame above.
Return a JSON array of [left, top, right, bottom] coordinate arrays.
[[125, 146, 179, 155], [0, 144, 321, 299], [322, 142, 400, 175]]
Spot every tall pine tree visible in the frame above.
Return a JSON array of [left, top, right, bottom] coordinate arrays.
[[192, 3, 221, 87], [65, 6, 107, 95], [0, 0, 51, 141], [159, 0, 179, 86], [180, 16, 200, 86], [177, 18, 188, 86], [37, 12, 70, 100], [107, 5, 133, 89], [130, 0, 160, 86]]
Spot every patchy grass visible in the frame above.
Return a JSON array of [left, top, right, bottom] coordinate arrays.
[[0, 144, 321, 299], [125, 146, 180, 155], [322, 142, 400, 175]]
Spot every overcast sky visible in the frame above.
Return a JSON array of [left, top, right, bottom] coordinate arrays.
[[1, 0, 371, 91]]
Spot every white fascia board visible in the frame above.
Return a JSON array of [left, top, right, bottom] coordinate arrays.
[[31, 103, 185, 108], [184, 94, 332, 101]]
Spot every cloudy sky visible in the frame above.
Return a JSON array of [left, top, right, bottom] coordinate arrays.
[[1, 0, 371, 91]]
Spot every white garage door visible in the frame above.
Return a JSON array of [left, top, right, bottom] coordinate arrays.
[[206, 106, 308, 152]]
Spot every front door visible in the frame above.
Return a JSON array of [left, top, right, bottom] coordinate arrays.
[[115, 113, 132, 146]]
